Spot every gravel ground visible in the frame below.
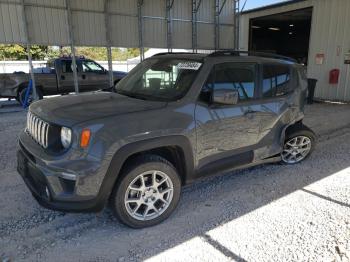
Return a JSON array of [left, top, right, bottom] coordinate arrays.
[[0, 102, 349, 262]]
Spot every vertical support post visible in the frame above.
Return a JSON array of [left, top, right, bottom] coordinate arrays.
[[104, 0, 114, 87], [166, 0, 174, 52], [20, 0, 37, 100], [233, 0, 240, 50], [106, 47, 113, 87], [59, 46, 63, 56], [214, 0, 220, 50], [192, 0, 202, 53], [137, 0, 144, 61], [66, 0, 79, 93], [191, 0, 197, 52]]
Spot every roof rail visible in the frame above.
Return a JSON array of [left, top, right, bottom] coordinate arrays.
[[152, 52, 196, 57], [208, 50, 297, 63]]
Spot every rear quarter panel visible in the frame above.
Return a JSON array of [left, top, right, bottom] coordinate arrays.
[[0, 73, 29, 97]]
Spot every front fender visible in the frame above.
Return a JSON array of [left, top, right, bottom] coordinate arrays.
[[96, 135, 195, 206]]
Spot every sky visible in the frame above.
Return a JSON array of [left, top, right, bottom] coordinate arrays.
[[242, 0, 288, 11]]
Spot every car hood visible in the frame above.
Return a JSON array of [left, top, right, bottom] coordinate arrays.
[[30, 91, 167, 127]]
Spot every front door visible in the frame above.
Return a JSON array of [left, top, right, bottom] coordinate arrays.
[[81, 60, 109, 91], [195, 62, 261, 169], [57, 59, 83, 93]]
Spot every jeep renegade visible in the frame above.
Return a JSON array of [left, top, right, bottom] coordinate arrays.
[[17, 51, 316, 228]]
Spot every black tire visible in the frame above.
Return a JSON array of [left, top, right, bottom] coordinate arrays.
[[18, 87, 43, 106], [110, 154, 181, 228], [281, 124, 316, 164]]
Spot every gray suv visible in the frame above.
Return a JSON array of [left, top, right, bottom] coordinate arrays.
[[17, 51, 316, 228]]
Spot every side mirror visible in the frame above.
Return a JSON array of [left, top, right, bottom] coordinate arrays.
[[212, 88, 239, 105]]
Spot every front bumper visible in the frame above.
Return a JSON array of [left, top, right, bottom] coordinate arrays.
[[17, 133, 110, 213]]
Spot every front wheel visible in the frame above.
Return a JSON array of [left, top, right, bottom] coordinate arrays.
[[110, 155, 181, 228], [281, 125, 316, 164]]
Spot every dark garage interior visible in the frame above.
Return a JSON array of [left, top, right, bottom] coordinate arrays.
[[249, 7, 313, 64]]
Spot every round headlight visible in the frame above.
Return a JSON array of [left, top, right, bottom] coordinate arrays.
[[60, 127, 72, 149]]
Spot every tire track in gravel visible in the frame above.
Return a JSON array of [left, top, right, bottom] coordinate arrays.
[[0, 211, 115, 260], [0, 210, 66, 236]]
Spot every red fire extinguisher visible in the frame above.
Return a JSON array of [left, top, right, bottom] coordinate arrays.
[[329, 69, 340, 84]]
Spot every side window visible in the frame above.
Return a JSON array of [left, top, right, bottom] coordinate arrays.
[[61, 60, 73, 73], [213, 63, 256, 102], [82, 61, 105, 73], [263, 64, 291, 98]]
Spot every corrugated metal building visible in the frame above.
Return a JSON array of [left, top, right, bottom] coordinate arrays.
[[0, 0, 237, 50], [240, 0, 350, 102], [0, 0, 239, 93]]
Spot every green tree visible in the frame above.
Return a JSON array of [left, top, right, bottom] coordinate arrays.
[[0, 45, 141, 61], [0, 44, 54, 60]]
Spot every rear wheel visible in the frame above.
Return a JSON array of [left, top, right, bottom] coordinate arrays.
[[110, 155, 181, 228], [18, 87, 43, 106], [281, 125, 316, 164]]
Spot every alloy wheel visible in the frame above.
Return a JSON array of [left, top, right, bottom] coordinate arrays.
[[124, 170, 174, 221], [281, 135, 312, 164]]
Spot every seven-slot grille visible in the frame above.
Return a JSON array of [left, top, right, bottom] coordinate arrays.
[[26, 111, 50, 148]]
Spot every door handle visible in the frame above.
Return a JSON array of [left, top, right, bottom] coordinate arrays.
[[82, 74, 86, 80], [244, 110, 257, 115]]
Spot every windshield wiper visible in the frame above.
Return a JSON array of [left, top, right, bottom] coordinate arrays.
[[115, 90, 148, 100], [115, 89, 171, 102]]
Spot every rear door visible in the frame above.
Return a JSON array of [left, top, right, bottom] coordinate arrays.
[[255, 63, 295, 157]]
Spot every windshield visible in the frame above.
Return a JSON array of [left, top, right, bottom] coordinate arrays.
[[115, 58, 202, 101]]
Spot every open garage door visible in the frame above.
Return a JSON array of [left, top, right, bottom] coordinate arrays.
[[249, 8, 312, 64]]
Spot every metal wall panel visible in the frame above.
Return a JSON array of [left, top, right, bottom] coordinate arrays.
[[26, 6, 69, 45], [0, 3, 25, 43], [24, 0, 66, 8], [109, 0, 137, 16], [172, 0, 191, 20], [240, 0, 350, 102], [143, 0, 166, 17], [172, 20, 192, 49], [110, 15, 138, 47], [219, 0, 234, 24], [72, 11, 106, 46], [219, 25, 234, 49], [197, 23, 215, 49], [71, 0, 104, 11], [143, 17, 167, 48], [197, 0, 214, 23], [0, 0, 236, 52]]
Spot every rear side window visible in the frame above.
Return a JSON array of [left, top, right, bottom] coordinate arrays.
[[262, 64, 291, 98]]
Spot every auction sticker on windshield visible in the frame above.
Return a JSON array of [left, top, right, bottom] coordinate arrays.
[[177, 62, 202, 70]]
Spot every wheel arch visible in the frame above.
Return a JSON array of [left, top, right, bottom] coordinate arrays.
[[17, 82, 44, 98], [97, 135, 195, 207], [280, 120, 316, 145], [280, 120, 304, 144]]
